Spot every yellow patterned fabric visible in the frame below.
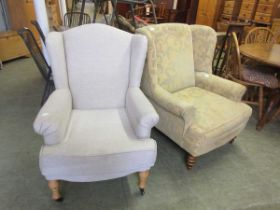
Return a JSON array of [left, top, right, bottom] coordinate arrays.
[[136, 24, 252, 157], [190, 25, 217, 74], [195, 72, 246, 101], [137, 23, 195, 93], [174, 87, 251, 135]]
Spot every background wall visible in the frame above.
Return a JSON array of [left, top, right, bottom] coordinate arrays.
[[0, 0, 9, 31]]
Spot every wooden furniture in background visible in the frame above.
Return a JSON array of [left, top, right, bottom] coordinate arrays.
[[217, 0, 243, 32], [0, 31, 30, 61], [46, 0, 63, 28], [238, 0, 258, 22], [185, 0, 199, 24], [240, 43, 280, 68], [0, 0, 40, 62], [245, 27, 276, 44], [64, 12, 91, 27], [239, 43, 280, 130], [17, 28, 54, 105], [271, 18, 280, 43], [226, 33, 280, 128], [196, 0, 223, 29], [220, 0, 242, 21], [253, 0, 280, 25]]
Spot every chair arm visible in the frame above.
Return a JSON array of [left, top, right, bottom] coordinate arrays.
[[195, 72, 246, 102], [152, 86, 195, 125], [33, 89, 72, 145], [126, 88, 159, 138]]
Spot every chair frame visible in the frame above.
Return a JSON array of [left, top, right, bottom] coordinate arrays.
[[17, 28, 54, 105], [31, 20, 46, 44], [213, 22, 251, 75], [64, 11, 91, 28], [225, 32, 264, 121], [245, 27, 276, 44]]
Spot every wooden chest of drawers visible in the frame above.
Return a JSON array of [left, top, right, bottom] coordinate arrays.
[[221, 0, 242, 21], [0, 31, 29, 62], [238, 0, 257, 21], [254, 0, 280, 24], [271, 18, 280, 43]]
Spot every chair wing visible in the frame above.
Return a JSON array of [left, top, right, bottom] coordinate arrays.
[[190, 25, 217, 74]]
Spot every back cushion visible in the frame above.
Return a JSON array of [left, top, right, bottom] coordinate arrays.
[[148, 24, 195, 93], [63, 24, 132, 109]]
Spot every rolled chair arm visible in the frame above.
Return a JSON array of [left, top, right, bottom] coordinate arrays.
[[195, 72, 246, 102], [126, 88, 159, 138], [33, 89, 72, 145], [152, 86, 195, 125]]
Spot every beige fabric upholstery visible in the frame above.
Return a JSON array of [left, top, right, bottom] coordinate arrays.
[[136, 23, 252, 157], [137, 23, 195, 93], [34, 24, 159, 182]]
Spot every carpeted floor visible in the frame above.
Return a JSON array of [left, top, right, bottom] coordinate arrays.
[[0, 58, 280, 210]]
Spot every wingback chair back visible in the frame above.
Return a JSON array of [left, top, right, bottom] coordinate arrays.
[[145, 24, 195, 93], [138, 23, 217, 97], [136, 24, 252, 169], [34, 24, 159, 201], [47, 23, 147, 109]]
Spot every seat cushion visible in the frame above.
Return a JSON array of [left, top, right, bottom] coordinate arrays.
[[174, 87, 252, 156], [243, 65, 279, 89], [40, 108, 157, 182]]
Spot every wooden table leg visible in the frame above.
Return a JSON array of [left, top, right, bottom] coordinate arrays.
[[257, 90, 280, 130]]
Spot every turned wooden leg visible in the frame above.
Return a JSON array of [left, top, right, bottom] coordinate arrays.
[[48, 180, 63, 202], [257, 91, 280, 130], [138, 171, 150, 195], [258, 86, 264, 121], [186, 154, 196, 170], [229, 137, 236, 144]]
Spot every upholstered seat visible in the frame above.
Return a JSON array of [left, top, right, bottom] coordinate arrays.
[[136, 24, 252, 169], [40, 109, 157, 182], [243, 65, 279, 89], [173, 86, 251, 156], [33, 24, 159, 201]]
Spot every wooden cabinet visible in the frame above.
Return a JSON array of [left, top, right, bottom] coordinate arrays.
[[238, 0, 258, 22], [254, 0, 280, 25], [196, 0, 223, 28], [220, 0, 242, 21], [0, 0, 40, 62], [271, 18, 280, 43], [0, 31, 29, 62]]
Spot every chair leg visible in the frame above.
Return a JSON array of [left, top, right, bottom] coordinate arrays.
[[138, 171, 149, 195], [257, 89, 280, 130], [258, 86, 264, 121], [48, 180, 63, 202], [186, 154, 196, 170], [229, 137, 236, 144]]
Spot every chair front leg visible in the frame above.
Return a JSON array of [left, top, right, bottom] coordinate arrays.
[[138, 170, 150, 195], [48, 180, 63, 202], [186, 154, 196, 170]]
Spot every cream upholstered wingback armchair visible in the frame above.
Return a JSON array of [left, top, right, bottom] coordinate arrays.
[[33, 24, 159, 201], [136, 23, 252, 169]]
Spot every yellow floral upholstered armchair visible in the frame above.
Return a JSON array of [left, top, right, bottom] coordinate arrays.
[[136, 23, 252, 169]]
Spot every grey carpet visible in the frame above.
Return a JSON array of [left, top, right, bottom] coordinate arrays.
[[0, 58, 280, 210]]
